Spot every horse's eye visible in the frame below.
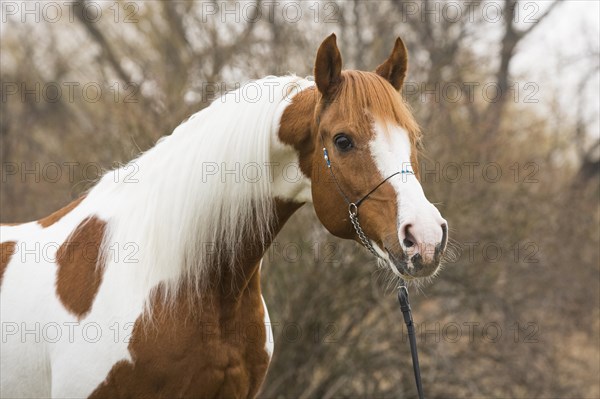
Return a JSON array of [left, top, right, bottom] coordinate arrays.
[[334, 134, 353, 152]]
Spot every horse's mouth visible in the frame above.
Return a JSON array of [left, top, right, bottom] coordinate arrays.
[[385, 248, 443, 279]]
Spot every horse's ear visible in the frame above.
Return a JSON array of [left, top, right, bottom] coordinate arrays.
[[375, 37, 408, 91], [314, 33, 342, 97]]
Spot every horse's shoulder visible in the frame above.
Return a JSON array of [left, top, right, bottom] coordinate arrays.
[[90, 277, 270, 398]]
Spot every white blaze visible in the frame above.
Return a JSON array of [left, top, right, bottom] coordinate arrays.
[[370, 120, 445, 264]]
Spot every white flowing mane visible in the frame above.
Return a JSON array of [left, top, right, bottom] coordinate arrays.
[[88, 75, 313, 301]]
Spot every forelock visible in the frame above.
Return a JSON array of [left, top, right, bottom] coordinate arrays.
[[332, 70, 421, 144]]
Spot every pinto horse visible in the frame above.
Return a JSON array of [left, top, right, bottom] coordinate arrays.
[[0, 34, 447, 398]]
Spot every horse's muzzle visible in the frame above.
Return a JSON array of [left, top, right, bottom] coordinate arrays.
[[387, 224, 448, 278]]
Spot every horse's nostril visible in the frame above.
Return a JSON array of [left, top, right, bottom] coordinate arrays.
[[441, 223, 448, 252], [403, 224, 416, 248]]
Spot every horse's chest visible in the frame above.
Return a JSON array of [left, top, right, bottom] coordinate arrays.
[[90, 282, 271, 399]]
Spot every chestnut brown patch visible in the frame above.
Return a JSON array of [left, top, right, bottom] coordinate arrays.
[[0, 241, 17, 288], [89, 271, 270, 399], [278, 86, 318, 178], [56, 216, 106, 319], [38, 196, 86, 228]]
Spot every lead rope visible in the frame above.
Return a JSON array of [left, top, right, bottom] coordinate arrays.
[[398, 282, 424, 399], [321, 140, 425, 398]]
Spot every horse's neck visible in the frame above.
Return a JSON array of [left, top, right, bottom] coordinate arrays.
[[212, 88, 318, 294], [220, 199, 304, 295], [91, 78, 317, 300]]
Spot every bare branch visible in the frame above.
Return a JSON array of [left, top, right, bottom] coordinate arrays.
[[519, 0, 561, 37], [71, 0, 133, 84]]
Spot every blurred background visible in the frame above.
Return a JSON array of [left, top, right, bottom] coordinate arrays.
[[1, 0, 598, 397]]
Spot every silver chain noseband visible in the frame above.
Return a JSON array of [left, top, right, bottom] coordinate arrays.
[[348, 202, 381, 258]]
